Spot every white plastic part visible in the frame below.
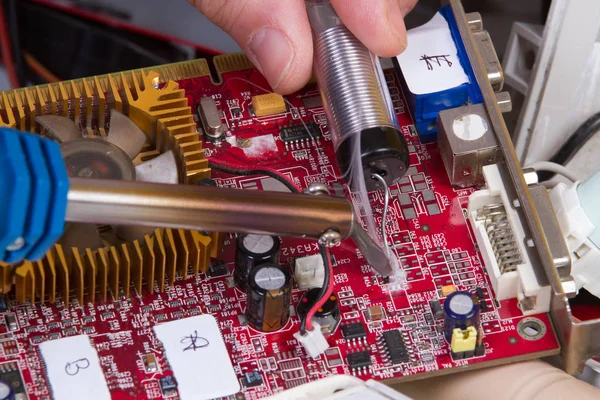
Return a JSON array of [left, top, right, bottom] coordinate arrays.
[[550, 178, 600, 297], [295, 254, 325, 290], [396, 11, 469, 95], [265, 375, 412, 400], [294, 322, 329, 359], [502, 22, 544, 95], [577, 169, 600, 247], [467, 165, 551, 315], [511, 0, 600, 164]]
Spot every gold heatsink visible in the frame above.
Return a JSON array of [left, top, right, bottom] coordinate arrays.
[[0, 59, 224, 304]]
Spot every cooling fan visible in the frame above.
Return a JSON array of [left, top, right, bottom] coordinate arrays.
[[36, 110, 179, 248], [0, 67, 218, 305]]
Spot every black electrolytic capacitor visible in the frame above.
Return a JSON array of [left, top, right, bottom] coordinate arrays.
[[297, 288, 341, 335], [235, 234, 280, 290], [246, 263, 291, 332]]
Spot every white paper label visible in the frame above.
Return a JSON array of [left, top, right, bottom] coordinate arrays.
[[396, 12, 469, 95], [153, 314, 240, 400], [39, 335, 111, 400]]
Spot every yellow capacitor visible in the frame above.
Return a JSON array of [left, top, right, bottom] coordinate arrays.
[[450, 326, 477, 353], [252, 93, 286, 117], [441, 284, 457, 297]]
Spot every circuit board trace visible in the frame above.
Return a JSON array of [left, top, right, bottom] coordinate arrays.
[[0, 63, 559, 400]]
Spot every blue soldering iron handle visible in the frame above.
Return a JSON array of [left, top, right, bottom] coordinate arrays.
[[0, 128, 69, 263]]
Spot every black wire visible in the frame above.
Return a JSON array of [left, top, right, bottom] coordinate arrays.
[[538, 111, 600, 181], [208, 162, 300, 193], [7, 0, 24, 87], [299, 245, 331, 335]]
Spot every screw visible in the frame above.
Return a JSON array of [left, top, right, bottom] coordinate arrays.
[[318, 229, 342, 248], [6, 237, 25, 252], [152, 76, 161, 89], [304, 182, 330, 196]]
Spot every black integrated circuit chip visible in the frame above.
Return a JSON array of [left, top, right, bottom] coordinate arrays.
[[244, 370, 263, 387], [301, 96, 323, 109], [209, 261, 229, 277], [430, 299, 444, 318], [475, 287, 485, 298], [0, 361, 26, 398], [382, 330, 409, 364], [159, 375, 178, 395], [474, 287, 488, 312], [342, 322, 367, 340], [346, 350, 371, 369], [280, 122, 321, 143]]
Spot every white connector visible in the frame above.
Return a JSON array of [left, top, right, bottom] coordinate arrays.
[[550, 180, 600, 297], [295, 254, 325, 290], [294, 322, 329, 358], [468, 164, 551, 316]]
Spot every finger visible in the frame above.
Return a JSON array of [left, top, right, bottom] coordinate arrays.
[[391, 361, 600, 400], [400, 0, 419, 17], [190, 0, 312, 94], [331, 0, 416, 57]]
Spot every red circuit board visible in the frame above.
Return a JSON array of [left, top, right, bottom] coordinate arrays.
[[0, 66, 559, 400]]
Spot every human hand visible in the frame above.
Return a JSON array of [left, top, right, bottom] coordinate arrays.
[[188, 0, 417, 94], [391, 360, 600, 400]]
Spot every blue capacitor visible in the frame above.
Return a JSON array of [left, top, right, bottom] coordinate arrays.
[[0, 379, 14, 400], [443, 290, 480, 342]]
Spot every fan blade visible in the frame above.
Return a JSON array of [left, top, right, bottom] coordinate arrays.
[[35, 115, 82, 142], [59, 223, 103, 251], [134, 150, 179, 184], [120, 152, 178, 241], [106, 109, 147, 159], [115, 226, 154, 242]]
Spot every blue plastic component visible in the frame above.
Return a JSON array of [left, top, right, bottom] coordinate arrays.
[[8, 135, 51, 262], [0, 130, 30, 263], [28, 140, 69, 260], [0, 128, 69, 263], [394, 6, 484, 143]]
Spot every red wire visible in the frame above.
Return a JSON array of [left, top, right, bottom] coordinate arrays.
[[209, 157, 302, 193], [305, 247, 334, 332], [0, 2, 19, 88]]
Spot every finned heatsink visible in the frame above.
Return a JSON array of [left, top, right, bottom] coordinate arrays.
[[0, 61, 221, 304]]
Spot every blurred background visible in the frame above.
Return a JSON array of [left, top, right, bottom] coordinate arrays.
[[0, 0, 552, 141], [0, 0, 548, 87], [0, 0, 550, 133]]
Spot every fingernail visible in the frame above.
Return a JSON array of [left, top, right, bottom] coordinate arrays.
[[248, 28, 294, 90], [387, 1, 408, 49]]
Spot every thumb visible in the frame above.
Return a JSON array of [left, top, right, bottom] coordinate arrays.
[[189, 0, 313, 94], [391, 361, 600, 400]]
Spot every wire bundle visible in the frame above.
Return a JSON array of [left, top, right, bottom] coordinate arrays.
[[537, 112, 600, 182], [208, 158, 302, 193], [207, 156, 335, 336], [299, 245, 334, 335]]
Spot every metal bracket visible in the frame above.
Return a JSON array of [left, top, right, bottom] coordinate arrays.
[[449, 0, 600, 374]]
